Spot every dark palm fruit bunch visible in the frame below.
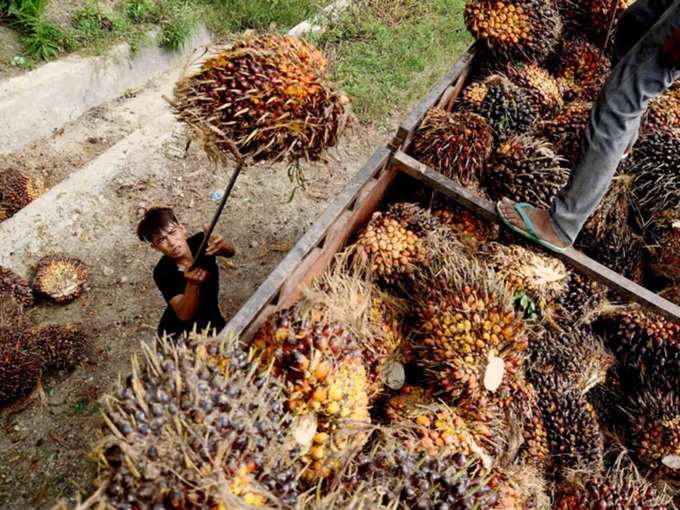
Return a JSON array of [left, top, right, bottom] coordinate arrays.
[[172, 34, 347, 163], [0, 329, 41, 406], [555, 472, 672, 509], [32, 255, 89, 304], [606, 308, 680, 393], [457, 75, 537, 142], [0, 265, 34, 307], [433, 205, 500, 252], [625, 389, 680, 476], [628, 127, 680, 224], [645, 208, 680, 281], [555, 271, 607, 319], [642, 83, 680, 134], [506, 63, 564, 116], [464, 0, 562, 64], [28, 323, 85, 372], [535, 387, 605, 475], [96, 333, 299, 509], [0, 169, 44, 222], [384, 202, 440, 238], [660, 284, 680, 306], [554, 0, 593, 35], [582, 229, 645, 284], [589, 0, 635, 41], [412, 108, 494, 192], [533, 100, 592, 166], [484, 135, 570, 209], [555, 38, 611, 101]]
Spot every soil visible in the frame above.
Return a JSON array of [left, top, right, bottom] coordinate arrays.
[[0, 67, 390, 508]]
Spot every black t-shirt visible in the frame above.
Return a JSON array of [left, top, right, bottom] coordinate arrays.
[[153, 233, 226, 338]]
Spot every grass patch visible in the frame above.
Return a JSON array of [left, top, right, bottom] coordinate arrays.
[[202, 0, 325, 34], [315, 0, 471, 123]]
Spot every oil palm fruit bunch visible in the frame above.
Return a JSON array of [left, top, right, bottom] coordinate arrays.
[[584, 228, 645, 284], [554, 468, 673, 509], [554, 0, 592, 35], [28, 323, 85, 372], [628, 127, 680, 225], [32, 255, 88, 304], [555, 39, 611, 101], [480, 242, 568, 307], [94, 333, 299, 509], [384, 202, 440, 237], [484, 135, 570, 209], [589, 0, 635, 41], [172, 34, 347, 164], [433, 204, 500, 252], [457, 75, 537, 142], [0, 265, 34, 307], [533, 100, 592, 166], [661, 284, 680, 306], [646, 208, 680, 281], [367, 295, 409, 385], [0, 299, 39, 406], [0, 168, 44, 221], [624, 389, 680, 477], [506, 62, 564, 116], [535, 386, 605, 474], [463, 0, 562, 64], [555, 271, 606, 319], [643, 83, 680, 134], [412, 108, 493, 192]]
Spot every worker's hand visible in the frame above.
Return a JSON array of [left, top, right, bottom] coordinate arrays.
[[660, 28, 680, 67], [203, 224, 236, 257], [184, 267, 209, 287]]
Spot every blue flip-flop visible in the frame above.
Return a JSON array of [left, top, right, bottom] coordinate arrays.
[[496, 200, 568, 254]]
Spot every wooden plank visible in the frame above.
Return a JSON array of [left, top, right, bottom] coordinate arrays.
[[223, 145, 392, 338], [391, 150, 680, 323], [390, 47, 475, 151], [240, 304, 277, 347]]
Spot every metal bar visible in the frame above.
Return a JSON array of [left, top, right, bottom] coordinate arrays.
[[391, 149, 680, 323]]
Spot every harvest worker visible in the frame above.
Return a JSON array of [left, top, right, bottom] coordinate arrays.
[[498, 0, 680, 253], [137, 207, 235, 339]]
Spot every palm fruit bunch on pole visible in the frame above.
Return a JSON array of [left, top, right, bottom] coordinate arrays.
[[604, 307, 680, 393], [0, 168, 44, 222], [93, 333, 299, 509], [533, 100, 592, 166], [484, 135, 570, 209], [172, 34, 347, 164], [624, 390, 680, 477], [433, 203, 500, 253], [0, 265, 34, 307], [32, 255, 88, 304], [506, 63, 564, 116], [479, 242, 569, 308], [555, 271, 607, 319], [252, 306, 370, 482], [646, 208, 680, 281], [554, 38, 612, 101], [463, 0, 562, 64], [554, 466, 674, 510], [457, 75, 537, 142], [628, 127, 680, 226], [27, 322, 85, 371], [412, 108, 493, 192]]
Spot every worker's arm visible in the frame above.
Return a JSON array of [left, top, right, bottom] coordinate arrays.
[[203, 224, 236, 258], [168, 267, 208, 321], [660, 28, 680, 67]]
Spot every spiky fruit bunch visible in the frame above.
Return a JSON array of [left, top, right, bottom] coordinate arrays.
[[534, 100, 592, 166], [0, 329, 40, 406], [646, 208, 680, 281], [536, 387, 604, 474], [506, 63, 563, 115], [458, 75, 537, 141], [354, 211, 426, 285], [643, 84, 680, 134], [625, 390, 680, 476], [0, 265, 33, 307], [412, 108, 493, 191], [433, 204, 499, 252], [555, 39, 611, 101], [366, 295, 409, 385], [484, 135, 570, 208], [173, 34, 346, 163], [555, 271, 606, 319], [606, 308, 680, 392], [464, 0, 562, 63], [589, 0, 634, 40], [0, 169, 44, 221], [584, 228, 645, 284], [384, 202, 440, 237], [577, 174, 633, 249], [28, 323, 85, 371], [95, 333, 299, 509], [32, 255, 88, 304], [480, 243, 568, 306], [554, 0, 592, 35], [629, 127, 680, 224]]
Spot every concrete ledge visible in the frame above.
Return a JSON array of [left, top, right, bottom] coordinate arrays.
[[0, 25, 211, 155]]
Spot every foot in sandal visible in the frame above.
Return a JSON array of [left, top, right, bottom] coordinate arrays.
[[496, 197, 571, 254]]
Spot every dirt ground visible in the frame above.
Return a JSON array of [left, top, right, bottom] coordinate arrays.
[[0, 90, 390, 508]]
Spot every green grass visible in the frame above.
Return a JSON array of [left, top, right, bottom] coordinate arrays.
[[315, 0, 471, 123], [202, 0, 325, 34]]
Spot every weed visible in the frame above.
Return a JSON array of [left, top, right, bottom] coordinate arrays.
[[125, 0, 158, 23], [203, 0, 324, 34], [3, 0, 66, 60], [158, 0, 196, 50]]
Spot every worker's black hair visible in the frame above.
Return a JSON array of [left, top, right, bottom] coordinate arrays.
[[137, 207, 179, 242]]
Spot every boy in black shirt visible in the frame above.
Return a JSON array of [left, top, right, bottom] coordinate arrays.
[[137, 207, 235, 338]]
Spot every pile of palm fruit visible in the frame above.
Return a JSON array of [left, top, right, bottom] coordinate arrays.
[[0, 168, 45, 222]]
